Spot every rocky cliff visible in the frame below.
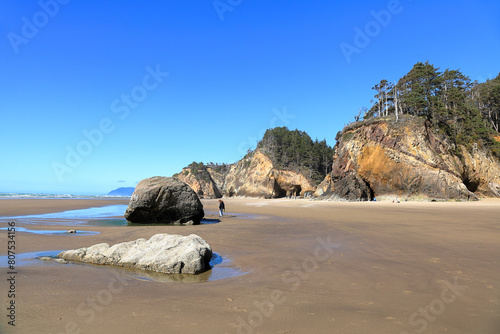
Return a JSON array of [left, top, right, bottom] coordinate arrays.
[[175, 150, 316, 198], [175, 166, 222, 199], [316, 116, 500, 200], [224, 150, 315, 198]]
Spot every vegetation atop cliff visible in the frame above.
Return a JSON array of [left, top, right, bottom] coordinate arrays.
[[174, 127, 334, 194], [256, 127, 334, 185], [362, 61, 500, 158]]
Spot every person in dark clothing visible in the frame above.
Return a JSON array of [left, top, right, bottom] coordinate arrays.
[[218, 199, 225, 217]]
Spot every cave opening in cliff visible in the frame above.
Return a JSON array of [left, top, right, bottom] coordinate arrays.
[[360, 178, 374, 201], [274, 189, 287, 198], [272, 180, 287, 198], [368, 186, 375, 201], [292, 185, 302, 198], [462, 175, 480, 193]]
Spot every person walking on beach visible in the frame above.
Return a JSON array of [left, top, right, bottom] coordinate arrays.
[[218, 199, 225, 217]]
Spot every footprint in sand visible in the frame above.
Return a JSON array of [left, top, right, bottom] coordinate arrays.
[[360, 301, 374, 305], [444, 270, 463, 275], [230, 306, 246, 312]]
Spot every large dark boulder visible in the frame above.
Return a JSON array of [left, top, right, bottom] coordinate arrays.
[[124, 177, 204, 225], [332, 172, 373, 201]]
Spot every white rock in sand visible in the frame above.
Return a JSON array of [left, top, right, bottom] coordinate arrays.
[[57, 233, 212, 274]]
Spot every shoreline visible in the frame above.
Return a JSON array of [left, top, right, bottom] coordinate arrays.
[[1, 196, 498, 217], [0, 198, 130, 217], [1, 198, 499, 333]]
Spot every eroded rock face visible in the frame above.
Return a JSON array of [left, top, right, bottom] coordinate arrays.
[[124, 177, 204, 224], [176, 167, 222, 199], [461, 147, 500, 197], [58, 233, 212, 274], [176, 150, 316, 198], [223, 150, 316, 198], [320, 117, 500, 200]]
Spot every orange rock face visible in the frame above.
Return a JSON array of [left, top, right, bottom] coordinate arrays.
[[224, 150, 315, 198], [176, 150, 316, 198], [322, 117, 500, 200], [176, 168, 222, 199]]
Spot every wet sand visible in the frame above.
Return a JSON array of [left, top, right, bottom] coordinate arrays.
[[1, 198, 499, 334], [0, 199, 130, 217]]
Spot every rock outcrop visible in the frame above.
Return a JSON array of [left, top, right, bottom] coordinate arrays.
[[175, 167, 222, 199], [125, 177, 204, 224], [317, 116, 500, 200], [224, 150, 277, 198], [179, 150, 316, 198], [58, 233, 212, 274]]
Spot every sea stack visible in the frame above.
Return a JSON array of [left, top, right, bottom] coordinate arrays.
[[124, 176, 204, 225]]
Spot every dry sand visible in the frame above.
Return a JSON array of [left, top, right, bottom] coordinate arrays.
[[1, 198, 499, 334]]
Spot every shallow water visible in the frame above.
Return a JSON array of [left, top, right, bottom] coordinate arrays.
[[0, 205, 128, 225], [1, 205, 221, 226], [0, 250, 246, 283], [205, 210, 264, 220], [0, 250, 63, 266], [0, 205, 248, 282], [0, 226, 99, 235]]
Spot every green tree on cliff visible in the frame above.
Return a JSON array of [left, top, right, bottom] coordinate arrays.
[[363, 62, 500, 158], [475, 73, 500, 132], [257, 127, 334, 185]]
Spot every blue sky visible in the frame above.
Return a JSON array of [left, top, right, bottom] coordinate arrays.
[[1, 0, 499, 195]]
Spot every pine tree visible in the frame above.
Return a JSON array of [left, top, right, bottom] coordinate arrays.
[[360, 62, 500, 158], [257, 127, 334, 185]]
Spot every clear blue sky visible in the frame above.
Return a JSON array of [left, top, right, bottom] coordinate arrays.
[[1, 0, 499, 195]]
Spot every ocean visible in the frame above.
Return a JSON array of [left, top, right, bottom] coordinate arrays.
[[0, 192, 130, 199]]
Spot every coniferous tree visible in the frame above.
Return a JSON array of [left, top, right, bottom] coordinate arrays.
[[360, 62, 500, 158], [257, 127, 334, 185]]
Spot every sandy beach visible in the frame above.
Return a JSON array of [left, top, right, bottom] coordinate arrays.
[[1, 198, 499, 334]]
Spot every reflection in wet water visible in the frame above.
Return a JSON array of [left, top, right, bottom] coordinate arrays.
[[1, 205, 221, 226], [205, 210, 266, 220], [0, 205, 248, 282], [111, 253, 244, 283], [0, 205, 128, 225], [0, 250, 63, 266], [0, 250, 246, 283], [0, 226, 99, 235], [87, 218, 221, 226]]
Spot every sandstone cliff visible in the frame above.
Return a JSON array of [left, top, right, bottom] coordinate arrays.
[[175, 165, 222, 199], [224, 150, 315, 198], [316, 116, 500, 200], [175, 150, 316, 198]]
